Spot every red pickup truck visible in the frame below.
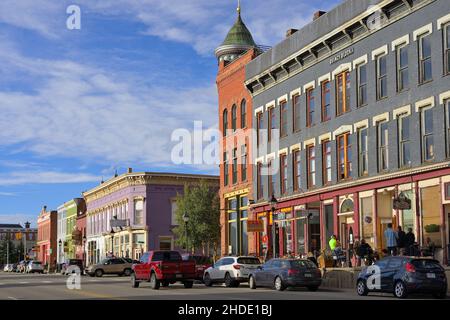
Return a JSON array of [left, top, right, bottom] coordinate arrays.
[[131, 251, 196, 290]]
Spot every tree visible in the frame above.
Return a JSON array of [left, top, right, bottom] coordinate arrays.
[[0, 236, 16, 265], [173, 181, 220, 258]]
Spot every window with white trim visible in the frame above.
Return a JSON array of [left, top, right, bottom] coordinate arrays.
[[396, 44, 409, 92], [358, 127, 368, 176], [398, 114, 411, 168], [421, 107, 434, 162], [377, 121, 389, 172], [444, 23, 450, 75], [376, 54, 388, 100], [418, 33, 432, 83], [357, 64, 367, 107]]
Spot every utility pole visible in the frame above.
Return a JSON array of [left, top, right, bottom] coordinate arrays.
[[6, 240, 9, 265]]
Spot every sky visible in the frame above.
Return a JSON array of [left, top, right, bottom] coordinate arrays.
[[0, 0, 340, 227]]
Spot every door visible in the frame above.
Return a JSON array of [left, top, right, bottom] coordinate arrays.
[[378, 218, 396, 251], [384, 257, 403, 292], [256, 260, 271, 286], [219, 258, 234, 279]]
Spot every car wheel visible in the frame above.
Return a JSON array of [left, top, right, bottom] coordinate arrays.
[[394, 281, 408, 299], [150, 273, 160, 290], [123, 269, 131, 277], [131, 273, 139, 288], [274, 276, 286, 291], [356, 280, 369, 296], [224, 273, 234, 288], [183, 281, 194, 289], [204, 273, 213, 287], [161, 281, 170, 287], [307, 286, 319, 292], [249, 276, 257, 289], [95, 269, 103, 277]]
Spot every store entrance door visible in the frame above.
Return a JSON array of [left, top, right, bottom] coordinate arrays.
[[378, 218, 396, 251]]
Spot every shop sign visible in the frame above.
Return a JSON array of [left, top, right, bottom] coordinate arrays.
[[247, 220, 264, 232], [393, 192, 411, 210]]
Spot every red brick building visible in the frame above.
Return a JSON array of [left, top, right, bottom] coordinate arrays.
[[36, 206, 57, 270], [75, 204, 87, 264], [215, 4, 260, 256]]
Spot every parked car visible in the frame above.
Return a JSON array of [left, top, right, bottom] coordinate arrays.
[[122, 258, 140, 264], [356, 256, 447, 299], [2, 264, 9, 272], [3, 264, 13, 272], [86, 258, 132, 277], [248, 258, 322, 291], [26, 261, 44, 274], [203, 256, 262, 287], [61, 259, 84, 275], [182, 254, 213, 282], [131, 250, 196, 290]]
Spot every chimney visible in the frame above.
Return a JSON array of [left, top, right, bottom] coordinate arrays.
[[25, 221, 30, 229], [127, 168, 133, 174], [313, 11, 326, 21], [43, 205, 47, 212], [286, 28, 298, 38]]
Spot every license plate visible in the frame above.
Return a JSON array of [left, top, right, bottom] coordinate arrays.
[[176, 274, 182, 278], [304, 273, 312, 278], [427, 273, 436, 279]]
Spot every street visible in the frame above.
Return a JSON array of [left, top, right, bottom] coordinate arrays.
[[0, 272, 445, 300]]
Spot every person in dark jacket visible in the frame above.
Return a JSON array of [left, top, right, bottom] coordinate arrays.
[[405, 228, 415, 255], [397, 226, 407, 255]]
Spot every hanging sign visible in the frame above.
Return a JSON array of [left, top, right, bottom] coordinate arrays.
[[393, 192, 411, 210]]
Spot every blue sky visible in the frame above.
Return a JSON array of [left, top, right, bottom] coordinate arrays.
[[0, 0, 340, 226]]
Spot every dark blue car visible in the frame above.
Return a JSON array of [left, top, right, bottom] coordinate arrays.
[[248, 258, 322, 291], [356, 256, 447, 299]]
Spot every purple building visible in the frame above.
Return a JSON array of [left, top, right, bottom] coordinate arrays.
[[83, 169, 219, 265]]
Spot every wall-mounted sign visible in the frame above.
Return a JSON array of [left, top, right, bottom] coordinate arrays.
[[329, 48, 354, 65], [247, 220, 264, 233], [393, 192, 412, 210]]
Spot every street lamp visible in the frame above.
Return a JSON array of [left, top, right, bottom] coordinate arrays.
[[182, 213, 189, 253], [269, 194, 278, 259], [110, 228, 115, 257]]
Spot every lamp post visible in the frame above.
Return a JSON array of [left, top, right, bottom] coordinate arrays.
[[110, 228, 115, 257], [82, 235, 87, 268], [270, 194, 278, 259], [58, 239, 62, 272], [182, 213, 189, 253]]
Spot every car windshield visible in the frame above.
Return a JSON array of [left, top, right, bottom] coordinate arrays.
[[291, 260, 317, 268], [237, 257, 261, 265], [32, 262, 41, 265], [412, 259, 443, 270]]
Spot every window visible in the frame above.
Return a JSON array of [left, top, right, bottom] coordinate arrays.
[[134, 199, 144, 225], [398, 115, 411, 167], [421, 107, 434, 162], [337, 133, 352, 181], [357, 64, 367, 107], [231, 105, 237, 131], [241, 144, 247, 181], [358, 128, 368, 176], [322, 140, 332, 185], [240, 99, 247, 128], [280, 100, 288, 137], [223, 152, 229, 186], [268, 159, 275, 196], [257, 163, 263, 199], [376, 55, 388, 99], [227, 199, 238, 255], [377, 122, 389, 172], [445, 182, 450, 200], [321, 81, 331, 122], [293, 94, 301, 132], [306, 88, 315, 127], [268, 107, 276, 142], [257, 112, 263, 147], [445, 24, 450, 75], [306, 145, 316, 188], [396, 45, 409, 92], [222, 109, 228, 137], [419, 33, 432, 83], [159, 237, 173, 251], [446, 100, 450, 157], [232, 148, 238, 184], [336, 71, 350, 115], [280, 154, 288, 195], [293, 150, 301, 192]]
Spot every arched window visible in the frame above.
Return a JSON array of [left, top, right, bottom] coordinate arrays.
[[231, 105, 237, 131], [340, 198, 354, 213], [223, 109, 228, 137], [240, 99, 247, 128]]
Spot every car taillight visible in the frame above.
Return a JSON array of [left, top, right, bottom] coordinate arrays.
[[405, 262, 416, 273], [288, 269, 299, 276], [233, 264, 241, 270]]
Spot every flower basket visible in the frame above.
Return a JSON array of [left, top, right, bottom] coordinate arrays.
[[424, 224, 440, 233]]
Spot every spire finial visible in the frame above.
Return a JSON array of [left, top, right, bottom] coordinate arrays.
[[237, 0, 241, 15]]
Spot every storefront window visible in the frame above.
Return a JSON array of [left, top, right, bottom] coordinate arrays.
[[258, 215, 268, 257], [240, 209, 248, 255], [401, 190, 414, 232], [360, 196, 374, 248], [421, 186, 442, 247], [295, 211, 306, 255], [324, 204, 334, 247]]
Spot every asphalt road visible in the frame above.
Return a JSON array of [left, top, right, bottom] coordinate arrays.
[[0, 271, 445, 300]]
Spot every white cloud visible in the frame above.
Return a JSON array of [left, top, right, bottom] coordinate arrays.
[[0, 192, 17, 197], [0, 171, 102, 186]]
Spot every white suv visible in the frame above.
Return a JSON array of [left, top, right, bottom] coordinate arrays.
[[203, 256, 262, 287], [26, 261, 44, 274]]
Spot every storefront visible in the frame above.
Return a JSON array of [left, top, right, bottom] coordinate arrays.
[[226, 193, 250, 256]]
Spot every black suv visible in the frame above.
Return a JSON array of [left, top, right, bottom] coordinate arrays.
[[356, 256, 447, 299]]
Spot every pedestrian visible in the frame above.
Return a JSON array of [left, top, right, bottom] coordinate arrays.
[[405, 228, 415, 256], [357, 239, 374, 265], [397, 226, 406, 255], [384, 223, 398, 256], [329, 235, 337, 251], [353, 240, 361, 266]]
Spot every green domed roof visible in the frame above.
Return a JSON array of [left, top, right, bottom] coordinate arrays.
[[221, 13, 256, 47]]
